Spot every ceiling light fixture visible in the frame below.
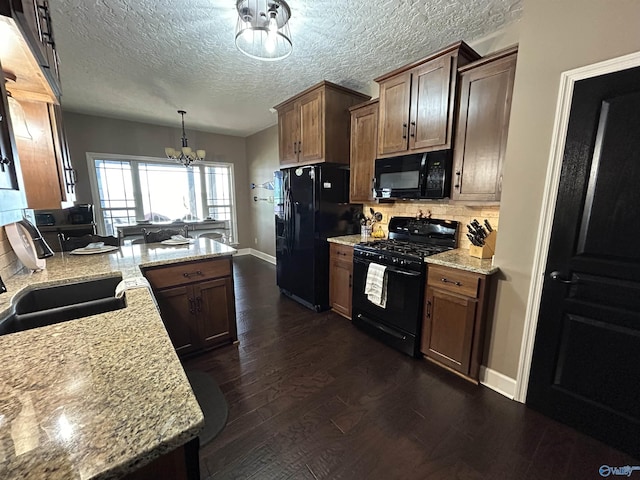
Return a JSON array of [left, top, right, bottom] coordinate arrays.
[[164, 110, 205, 167], [235, 0, 292, 61]]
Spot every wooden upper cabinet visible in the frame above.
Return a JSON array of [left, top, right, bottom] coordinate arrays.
[[375, 41, 479, 158], [298, 88, 324, 163], [274, 81, 370, 168], [278, 102, 298, 165], [378, 72, 411, 156], [349, 99, 378, 203], [7, 0, 62, 97], [452, 46, 518, 203], [410, 55, 452, 150]]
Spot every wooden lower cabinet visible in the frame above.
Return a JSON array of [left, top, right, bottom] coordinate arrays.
[[143, 257, 237, 357], [122, 438, 199, 480], [420, 264, 492, 382], [329, 243, 354, 319]]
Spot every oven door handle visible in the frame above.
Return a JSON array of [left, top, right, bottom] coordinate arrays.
[[353, 258, 422, 277], [386, 267, 421, 277]]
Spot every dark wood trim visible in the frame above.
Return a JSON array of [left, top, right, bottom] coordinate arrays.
[[273, 80, 370, 111], [458, 45, 519, 73], [373, 40, 480, 83]]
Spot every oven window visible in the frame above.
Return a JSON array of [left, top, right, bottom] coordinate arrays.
[[379, 171, 419, 189]]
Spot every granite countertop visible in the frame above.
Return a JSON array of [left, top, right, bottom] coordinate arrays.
[[0, 238, 236, 479], [426, 249, 499, 275], [327, 234, 369, 246], [328, 237, 498, 275]]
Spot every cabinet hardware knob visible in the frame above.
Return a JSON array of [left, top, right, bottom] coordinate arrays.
[[441, 277, 461, 286], [402, 123, 407, 139], [410, 121, 416, 137], [188, 298, 196, 314], [454, 171, 461, 189], [293, 141, 297, 154]]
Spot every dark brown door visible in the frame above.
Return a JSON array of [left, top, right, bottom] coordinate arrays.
[[154, 285, 198, 355], [527, 65, 640, 458], [422, 287, 476, 375], [196, 277, 236, 349]]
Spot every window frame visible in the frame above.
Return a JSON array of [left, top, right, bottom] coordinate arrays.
[[86, 152, 239, 244]]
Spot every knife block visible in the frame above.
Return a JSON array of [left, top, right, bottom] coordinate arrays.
[[469, 230, 497, 259]]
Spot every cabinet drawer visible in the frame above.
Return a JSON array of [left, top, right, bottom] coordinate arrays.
[[144, 257, 232, 290], [427, 265, 480, 298], [330, 243, 354, 262]]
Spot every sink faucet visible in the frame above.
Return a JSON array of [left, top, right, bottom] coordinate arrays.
[[0, 274, 6, 294]]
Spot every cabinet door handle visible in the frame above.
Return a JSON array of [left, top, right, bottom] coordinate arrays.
[[426, 300, 431, 318], [349, 274, 352, 289], [196, 296, 202, 312], [298, 141, 302, 154], [183, 270, 203, 279], [188, 297, 196, 315], [441, 277, 462, 286], [410, 121, 416, 137], [0, 157, 11, 173], [402, 123, 408, 139], [454, 171, 461, 189], [293, 141, 297, 155]]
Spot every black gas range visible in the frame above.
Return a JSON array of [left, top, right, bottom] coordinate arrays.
[[352, 217, 459, 357]]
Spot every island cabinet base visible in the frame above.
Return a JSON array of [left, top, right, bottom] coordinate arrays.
[[142, 256, 238, 357], [122, 438, 199, 480]]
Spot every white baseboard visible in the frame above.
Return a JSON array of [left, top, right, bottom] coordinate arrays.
[[479, 366, 517, 400], [232, 248, 276, 265], [250, 249, 276, 265]]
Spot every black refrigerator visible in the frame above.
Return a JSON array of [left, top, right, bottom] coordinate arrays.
[[275, 165, 361, 312]]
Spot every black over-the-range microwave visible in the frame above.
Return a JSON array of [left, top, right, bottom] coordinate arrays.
[[373, 151, 452, 200]]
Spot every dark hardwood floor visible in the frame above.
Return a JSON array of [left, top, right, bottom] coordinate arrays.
[[185, 256, 638, 480]]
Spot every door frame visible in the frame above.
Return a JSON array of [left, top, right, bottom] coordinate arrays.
[[514, 50, 640, 403]]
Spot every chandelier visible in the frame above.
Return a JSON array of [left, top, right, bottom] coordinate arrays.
[[164, 110, 205, 167], [235, 0, 292, 61]]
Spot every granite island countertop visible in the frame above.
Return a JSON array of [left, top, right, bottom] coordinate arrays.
[[0, 238, 237, 480]]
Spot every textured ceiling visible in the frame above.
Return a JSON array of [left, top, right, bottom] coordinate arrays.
[[49, 0, 523, 137]]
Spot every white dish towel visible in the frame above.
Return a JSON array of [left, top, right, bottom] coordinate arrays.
[[364, 263, 388, 308]]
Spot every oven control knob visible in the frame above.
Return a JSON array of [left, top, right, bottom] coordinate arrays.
[[392, 258, 399, 264], [377, 255, 383, 261], [400, 260, 407, 266]]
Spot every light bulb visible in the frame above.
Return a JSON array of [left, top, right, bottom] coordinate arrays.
[[268, 12, 278, 33]]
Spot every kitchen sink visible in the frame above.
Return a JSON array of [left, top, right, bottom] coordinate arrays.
[[0, 276, 127, 335]]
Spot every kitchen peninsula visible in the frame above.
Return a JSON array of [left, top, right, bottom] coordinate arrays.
[[0, 239, 236, 479]]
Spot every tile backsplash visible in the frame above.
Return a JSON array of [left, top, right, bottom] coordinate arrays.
[[0, 228, 21, 280], [363, 201, 500, 250]]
